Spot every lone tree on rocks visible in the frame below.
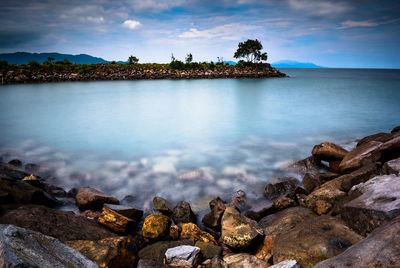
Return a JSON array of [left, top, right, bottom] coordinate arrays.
[[128, 55, 139, 64], [234, 39, 268, 63]]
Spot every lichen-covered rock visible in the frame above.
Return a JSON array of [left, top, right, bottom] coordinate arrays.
[[66, 236, 137, 268], [272, 197, 296, 211], [223, 253, 269, 268], [221, 207, 264, 248], [0, 224, 98, 268], [153, 196, 173, 214], [142, 214, 171, 239], [305, 186, 346, 215], [382, 157, 400, 175], [264, 177, 298, 201], [98, 205, 136, 234], [180, 223, 217, 245], [314, 216, 400, 268], [103, 204, 143, 221], [0, 205, 116, 242], [172, 201, 197, 224], [254, 235, 275, 262], [202, 197, 227, 229], [195, 241, 222, 259], [341, 174, 400, 235], [75, 187, 119, 211], [312, 142, 348, 161], [339, 141, 382, 172], [165, 245, 201, 267]]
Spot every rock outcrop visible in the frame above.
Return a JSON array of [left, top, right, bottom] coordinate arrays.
[[75, 186, 119, 211]]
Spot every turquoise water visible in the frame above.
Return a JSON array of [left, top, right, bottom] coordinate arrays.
[[0, 68, 399, 210]]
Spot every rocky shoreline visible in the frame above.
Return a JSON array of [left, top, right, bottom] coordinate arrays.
[[0, 64, 286, 84], [0, 126, 399, 267]]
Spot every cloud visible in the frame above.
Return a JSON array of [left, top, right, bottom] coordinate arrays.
[[288, 0, 351, 17], [178, 23, 260, 40], [337, 18, 400, 29], [126, 0, 186, 12], [122, 20, 142, 30]]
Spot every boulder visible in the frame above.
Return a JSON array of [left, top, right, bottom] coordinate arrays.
[[195, 241, 222, 259], [305, 186, 346, 215], [0, 177, 58, 206], [0, 224, 98, 267], [0, 162, 30, 180], [269, 260, 300, 268], [302, 173, 319, 193], [180, 223, 217, 245], [103, 204, 143, 221], [202, 197, 227, 229], [0, 205, 116, 241], [341, 174, 400, 235], [314, 216, 400, 268], [153, 196, 173, 214], [66, 236, 137, 268], [329, 160, 341, 173], [264, 177, 298, 201], [318, 172, 339, 184], [142, 214, 171, 240], [220, 207, 264, 248], [165, 245, 201, 267], [75, 187, 119, 211], [337, 163, 378, 192], [258, 207, 362, 268], [172, 201, 196, 224], [379, 136, 400, 161], [357, 132, 393, 147], [312, 142, 348, 161], [286, 156, 322, 175], [382, 157, 400, 175], [98, 205, 136, 234], [339, 141, 382, 172], [223, 253, 269, 268]]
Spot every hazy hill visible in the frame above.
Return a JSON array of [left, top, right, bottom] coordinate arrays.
[[0, 52, 108, 65], [272, 60, 324, 68]]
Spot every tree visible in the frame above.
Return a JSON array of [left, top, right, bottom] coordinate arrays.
[[233, 39, 268, 63], [128, 55, 139, 64], [185, 53, 193, 64]]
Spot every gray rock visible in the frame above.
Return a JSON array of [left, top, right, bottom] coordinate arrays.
[[153, 196, 173, 214], [165, 245, 201, 267], [286, 156, 323, 175], [269, 260, 300, 268], [0, 162, 29, 180], [202, 197, 227, 229], [382, 157, 400, 175], [313, 216, 400, 268], [342, 174, 400, 235], [223, 253, 268, 268], [172, 201, 197, 224], [264, 177, 298, 201], [0, 224, 98, 268]]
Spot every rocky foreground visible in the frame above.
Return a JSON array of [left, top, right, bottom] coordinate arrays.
[[1, 64, 286, 84], [1, 126, 400, 267]]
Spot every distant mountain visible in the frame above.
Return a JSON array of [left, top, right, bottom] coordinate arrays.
[[271, 60, 324, 68], [224, 61, 237, 65], [0, 52, 109, 65]]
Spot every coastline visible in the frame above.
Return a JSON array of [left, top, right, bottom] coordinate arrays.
[[0, 126, 399, 267], [0, 64, 286, 85]]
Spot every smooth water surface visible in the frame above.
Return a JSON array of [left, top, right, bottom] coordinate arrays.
[[1, 68, 399, 211]]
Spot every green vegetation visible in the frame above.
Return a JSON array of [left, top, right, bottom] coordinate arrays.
[[234, 39, 267, 63], [128, 55, 139, 64]]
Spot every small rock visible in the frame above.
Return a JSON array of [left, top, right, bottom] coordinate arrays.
[[223, 253, 269, 268], [286, 156, 323, 175], [264, 177, 298, 201], [165, 245, 201, 267], [8, 159, 22, 167], [170, 225, 180, 240], [153, 196, 173, 214], [104, 203, 143, 221], [98, 205, 136, 234], [81, 210, 102, 221], [24, 163, 40, 172], [312, 142, 348, 161], [180, 222, 217, 245], [142, 214, 171, 239], [75, 186, 119, 211], [272, 197, 296, 211], [221, 207, 264, 248], [202, 197, 227, 229], [172, 201, 197, 224]]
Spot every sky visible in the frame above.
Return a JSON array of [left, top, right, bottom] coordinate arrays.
[[0, 0, 399, 68]]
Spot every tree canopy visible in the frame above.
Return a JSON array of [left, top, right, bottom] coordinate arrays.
[[233, 39, 268, 63], [128, 55, 139, 64]]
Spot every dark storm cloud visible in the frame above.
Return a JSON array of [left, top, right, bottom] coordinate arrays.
[[0, 31, 42, 48]]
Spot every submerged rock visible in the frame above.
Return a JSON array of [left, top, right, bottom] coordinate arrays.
[[0, 224, 98, 268], [172, 201, 197, 224], [312, 142, 348, 161], [165, 245, 201, 268], [75, 186, 119, 211], [66, 236, 137, 268], [142, 214, 171, 240], [314, 216, 400, 268], [220, 207, 264, 248], [264, 177, 298, 201]]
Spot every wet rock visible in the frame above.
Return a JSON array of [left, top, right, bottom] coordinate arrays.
[[172, 201, 197, 224], [341, 174, 400, 235], [392, 125, 400, 133], [137, 259, 170, 268], [0, 177, 58, 206], [0, 205, 116, 241], [142, 214, 171, 239], [221, 207, 264, 248], [169, 225, 180, 240], [379, 135, 400, 161], [153, 196, 173, 214], [24, 162, 40, 172], [98, 205, 136, 234], [180, 223, 217, 245], [339, 141, 382, 172], [302, 172, 319, 193], [357, 132, 393, 147], [312, 142, 348, 161], [318, 172, 339, 184], [230, 189, 251, 212], [0, 224, 98, 268], [269, 260, 300, 268], [75, 186, 119, 211], [254, 235, 275, 262], [66, 236, 137, 268], [67, 187, 78, 198], [195, 241, 222, 259], [305, 186, 346, 215], [272, 197, 296, 211], [165, 245, 201, 267], [223, 253, 269, 268], [329, 160, 341, 173], [382, 157, 400, 175], [286, 156, 323, 175], [264, 177, 298, 201], [0, 162, 29, 180], [104, 204, 143, 221], [259, 207, 362, 268], [138, 240, 194, 261], [314, 216, 400, 268], [8, 159, 22, 167], [202, 197, 227, 229], [339, 163, 378, 191]]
